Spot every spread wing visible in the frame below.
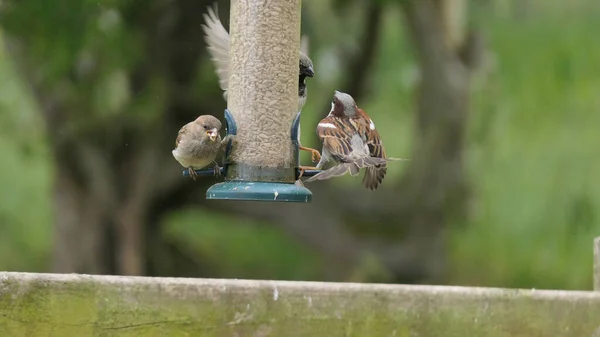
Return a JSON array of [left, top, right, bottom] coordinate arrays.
[[307, 114, 385, 184], [362, 114, 386, 160], [317, 113, 385, 162], [357, 109, 388, 190], [316, 116, 355, 163], [202, 4, 230, 98], [310, 109, 393, 189]]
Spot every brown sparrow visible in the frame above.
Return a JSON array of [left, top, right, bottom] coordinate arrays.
[[172, 115, 228, 180], [305, 91, 395, 190], [201, 4, 321, 164]]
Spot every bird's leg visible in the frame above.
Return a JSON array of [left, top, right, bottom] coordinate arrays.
[[212, 161, 222, 176], [300, 146, 321, 163], [188, 167, 197, 181], [298, 166, 319, 179]]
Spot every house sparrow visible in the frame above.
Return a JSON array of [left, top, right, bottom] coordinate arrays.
[[172, 115, 228, 180], [201, 3, 321, 164], [305, 91, 395, 190]]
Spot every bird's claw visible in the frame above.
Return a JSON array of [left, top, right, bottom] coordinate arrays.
[[310, 149, 321, 163], [299, 146, 321, 163], [298, 168, 305, 180], [188, 167, 197, 181], [298, 166, 319, 180], [212, 161, 222, 176]]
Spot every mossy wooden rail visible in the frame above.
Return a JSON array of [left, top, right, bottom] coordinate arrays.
[[2, 272, 600, 336]]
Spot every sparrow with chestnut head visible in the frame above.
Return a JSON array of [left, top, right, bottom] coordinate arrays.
[[305, 91, 401, 190], [172, 115, 232, 180], [201, 3, 321, 164]]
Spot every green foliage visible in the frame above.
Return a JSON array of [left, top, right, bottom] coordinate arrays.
[[1, 0, 147, 134], [2, 0, 139, 83], [451, 5, 600, 290]]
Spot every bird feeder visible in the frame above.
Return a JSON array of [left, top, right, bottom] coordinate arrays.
[[184, 0, 321, 202]]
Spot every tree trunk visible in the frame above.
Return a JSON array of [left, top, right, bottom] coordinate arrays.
[[317, 0, 384, 116], [392, 0, 472, 282], [49, 140, 120, 274], [116, 203, 144, 276], [52, 170, 108, 274]]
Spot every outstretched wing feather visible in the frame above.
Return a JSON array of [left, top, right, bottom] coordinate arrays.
[[201, 4, 231, 96]]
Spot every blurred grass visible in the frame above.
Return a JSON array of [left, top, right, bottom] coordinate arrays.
[[162, 208, 324, 280], [1, 1, 599, 290]]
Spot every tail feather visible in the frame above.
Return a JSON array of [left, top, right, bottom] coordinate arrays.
[[348, 163, 360, 176], [304, 157, 406, 187], [362, 165, 387, 190], [304, 163, 358, 183], [354, 157, 388, 169]]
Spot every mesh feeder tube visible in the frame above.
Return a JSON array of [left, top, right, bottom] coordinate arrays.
[[206, 0, 313, 202]]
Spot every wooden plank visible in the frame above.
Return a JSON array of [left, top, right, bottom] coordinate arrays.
[[594, 237, 600, 291], [2, 272, 600, 336]]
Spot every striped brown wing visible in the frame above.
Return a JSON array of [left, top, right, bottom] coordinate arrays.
[[357, 109, 388, 190], [316, 116, 355, 163], [358, 109, 386, 160], [366, 126, 386, 159]]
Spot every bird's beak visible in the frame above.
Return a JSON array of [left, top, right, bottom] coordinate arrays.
[[305, 66, 314, 78], [206, 128, 218, 142]]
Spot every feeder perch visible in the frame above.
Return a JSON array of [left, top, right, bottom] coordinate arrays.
[[203, 110, 315, 202]]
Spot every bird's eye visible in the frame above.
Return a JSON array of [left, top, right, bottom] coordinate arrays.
[[203, 125, 209, 130]]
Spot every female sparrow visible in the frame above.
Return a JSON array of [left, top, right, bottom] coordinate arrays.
[[172, 115, 226, 180]]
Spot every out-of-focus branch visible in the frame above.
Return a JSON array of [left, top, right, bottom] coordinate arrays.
[[342, 0, 384, 101], [315, 0, 384, 121]]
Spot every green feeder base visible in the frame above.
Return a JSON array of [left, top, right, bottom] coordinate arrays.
[[206, 181, 313, 202]]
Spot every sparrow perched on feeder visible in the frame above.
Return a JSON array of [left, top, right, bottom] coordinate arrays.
[[201, 4, 321, 164], [305, 91, 400, 190], [172, 115, 228, 180]]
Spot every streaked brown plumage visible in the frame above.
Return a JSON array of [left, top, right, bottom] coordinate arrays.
[[172, 115, 226, 180], [305, 91, 390, 190]]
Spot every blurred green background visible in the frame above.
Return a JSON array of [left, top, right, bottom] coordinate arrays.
[[0, 0, 598, 291]]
